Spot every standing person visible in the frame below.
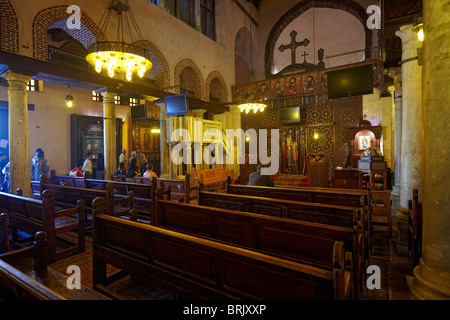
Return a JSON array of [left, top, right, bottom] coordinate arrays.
[[0, 152, 8, 191], [128, 151, 137, 168], [126, 158, 141, 178], [135, 149, 146, 175], [82, 153, 95, 179], [119, 149, 128, 170], [1, 162, 10, 192], [32, 150, 50, 181], [30, 148, 42, 180], [96, 153, 105, 180], [69, 162, 84, 177]]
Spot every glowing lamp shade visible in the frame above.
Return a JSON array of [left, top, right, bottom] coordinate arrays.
[[86, 47, 152, 81], [65, 94, 73, 108]]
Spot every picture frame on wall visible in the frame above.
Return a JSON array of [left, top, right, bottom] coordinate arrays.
[[358, 135, 371, 150]]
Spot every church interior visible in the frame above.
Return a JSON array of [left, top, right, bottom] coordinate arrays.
[[0, 0, 449, 303]]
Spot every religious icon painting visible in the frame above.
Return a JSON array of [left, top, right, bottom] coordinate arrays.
[[318, 71, 328, 93], [358, 135, 371, 151], [256, 81, 271, 101], [141, 127, 152, 152], [232, 85, 243, 103], [244, 83, 257, 101], [271, 78, 285, 99], [302, 72, 318, 94], [285, 75, 302, 96]]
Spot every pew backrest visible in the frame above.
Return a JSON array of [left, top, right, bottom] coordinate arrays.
[[155, 198, 357, 270], [93, 206, 352, 300]]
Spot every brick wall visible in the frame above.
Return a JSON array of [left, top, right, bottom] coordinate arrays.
[[32, 5, 106, 61], [0, 0, 19, 53]]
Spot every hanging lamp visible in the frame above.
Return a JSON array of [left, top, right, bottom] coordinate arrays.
[[86, 0, 152, 81], [64, 85, 74, 107]]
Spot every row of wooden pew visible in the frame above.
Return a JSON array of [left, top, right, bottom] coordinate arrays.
[[0, 172, 402, 300]]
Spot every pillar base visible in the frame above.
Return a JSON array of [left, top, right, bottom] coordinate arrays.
[[409, 259, 450, 300]]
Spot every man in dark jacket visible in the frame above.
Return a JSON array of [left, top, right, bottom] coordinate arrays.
[[248, 165, 274, 187]]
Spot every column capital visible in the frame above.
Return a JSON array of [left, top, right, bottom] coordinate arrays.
[[4, 72, 32, 90], [396, 24, 423, 60], [101, 91, 117, 104], [193, 109, 207, 119]]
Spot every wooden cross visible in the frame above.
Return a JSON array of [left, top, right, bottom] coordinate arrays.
[[278, 30, 310, 65]]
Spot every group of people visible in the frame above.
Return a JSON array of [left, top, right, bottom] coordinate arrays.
[[114, 148, 158, 179], [70, 152, 105, 179]]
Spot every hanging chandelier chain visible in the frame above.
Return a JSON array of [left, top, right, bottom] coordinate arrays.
[[85, 0, 152, 81]]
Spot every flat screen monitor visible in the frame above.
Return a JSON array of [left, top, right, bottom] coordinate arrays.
[[327, 64, 374, 99], [131, 104, 147, 120], [164, 94, 188, 117], [279, 106, 300, 124]]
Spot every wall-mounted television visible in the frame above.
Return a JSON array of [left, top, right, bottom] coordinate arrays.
[[164, 94, 188, 117], [279, 106, 301, 124], [327, 64, 374, 99], [131, 104, 147, 120]]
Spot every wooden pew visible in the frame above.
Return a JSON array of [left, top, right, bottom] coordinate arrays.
[[198, 190, 364, 241], [226, 181, 369, 209], [85, 178, 153, 216], [155, 196, 361, 299], [226, 180, 371, 256], [39, 175, 134, 219], [157, 174, 198, 203], [91, 197, 353, 300], [0, 230, 110, 300], [0, 190, 85, 263], [0, 231, 65, 300], [49, 170, 85, 188], [408, 189, 422, 268], [190, 167, 232, 193]]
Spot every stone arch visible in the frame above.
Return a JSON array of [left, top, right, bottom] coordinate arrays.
[[32, 5, 106, 61], [174, 59, 205, 100], [0, 0, 19, 53], [133, 40, 170, 89], [206, 71, 228, 103], [265, 0, 371, 79]]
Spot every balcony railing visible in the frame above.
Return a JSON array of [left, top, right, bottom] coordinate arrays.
[[48, 45, 90, 70]]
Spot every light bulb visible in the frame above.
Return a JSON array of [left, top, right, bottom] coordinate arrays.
[[109, 55, 116, 68], [126, 68, 132, 81], [66, 101, 73, 108], [138, 65, 146, 78], [95, 57, 102, 73], [418, 29, 424, 41], [128, 59, 135, 70], [260, 106, 265, 112], [108, 67, 114, 78]]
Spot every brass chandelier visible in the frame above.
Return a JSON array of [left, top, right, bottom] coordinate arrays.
[[86, 0, 152, 81]]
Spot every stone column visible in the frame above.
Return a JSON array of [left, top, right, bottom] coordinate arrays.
[[157, 102, 170, 178], [388, 67, 403, 197], [409, 0, 450, 300], [193, 109, 206, 170], [101, 91, 117, 180], [5, 72, 32, 196], [396, 25, 423, 208]]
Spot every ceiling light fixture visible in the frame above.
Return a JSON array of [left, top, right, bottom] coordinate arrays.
[[86, 0, 152, 81]]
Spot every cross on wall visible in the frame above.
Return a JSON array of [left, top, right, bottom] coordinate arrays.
[[278, 30, 310, 65]]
